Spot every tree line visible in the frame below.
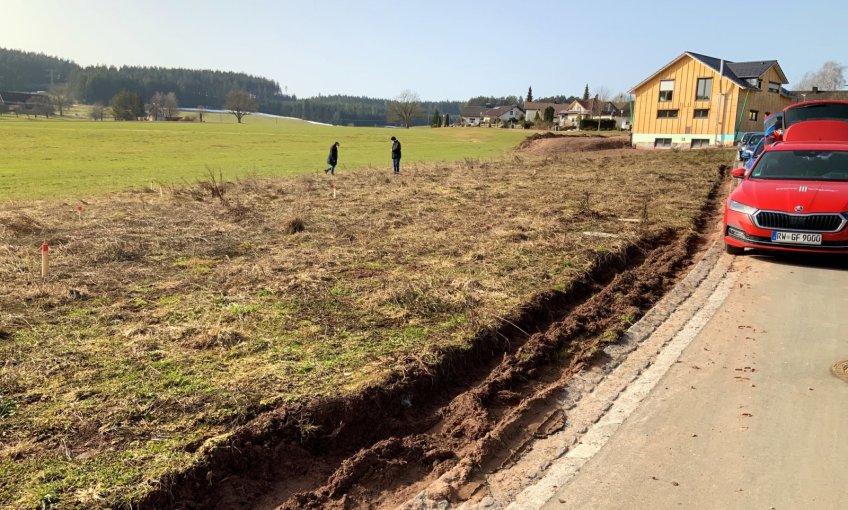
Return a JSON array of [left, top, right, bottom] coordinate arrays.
[[2, 47, 644, 126]]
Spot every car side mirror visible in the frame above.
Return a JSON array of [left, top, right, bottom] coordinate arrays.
[[731, 167, 745, 178], [740, 151, 752, 161]]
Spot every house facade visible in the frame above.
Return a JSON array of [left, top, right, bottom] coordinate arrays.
[[630, 51, 793, 148], [460, 106, 485, 126], [559, 99, 593, 128], [523, 102, 568, 125], [481, 105, 525, 125]]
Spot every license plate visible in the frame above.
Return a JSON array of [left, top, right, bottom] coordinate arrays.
[[771, 231, 822, 245]]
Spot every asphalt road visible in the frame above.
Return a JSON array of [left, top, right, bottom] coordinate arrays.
[[544, 251, 848, 509]]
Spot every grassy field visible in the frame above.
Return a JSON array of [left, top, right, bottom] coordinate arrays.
[[0, 141, 730, 508], [0, 115, 530, 200]]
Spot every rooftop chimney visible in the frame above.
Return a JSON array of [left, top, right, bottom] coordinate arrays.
[[812, 86, 819, 94]]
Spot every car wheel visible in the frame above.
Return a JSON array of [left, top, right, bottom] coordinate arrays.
[[725, 243, 744, 256]]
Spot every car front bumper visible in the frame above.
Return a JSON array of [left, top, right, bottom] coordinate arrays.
[[724, 209, 848, 254]]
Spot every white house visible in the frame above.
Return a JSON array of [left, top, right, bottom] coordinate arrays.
[[482, 105, 525, 125], [460, 106, 485, 126]]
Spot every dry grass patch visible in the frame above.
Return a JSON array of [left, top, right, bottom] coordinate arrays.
[[0, 147, 730, 508]]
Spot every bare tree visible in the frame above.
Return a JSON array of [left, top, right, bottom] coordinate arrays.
[[164, 92, 179, 119], [224, 89, 257, 123], [197, 105, 205, 122], [89, 103, 105, 121], [594, 86, 612, 101], [49, 84, 73, 117], [149, 92, 165, 120], [796, 61, 846, 90], [26, 95, 54, 118], [612, 92, 630, 103], [387, 89, 423, 128]]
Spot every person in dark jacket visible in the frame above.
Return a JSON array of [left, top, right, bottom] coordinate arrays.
[[325, 141, 340, 174], [390, 136, 401, 175]]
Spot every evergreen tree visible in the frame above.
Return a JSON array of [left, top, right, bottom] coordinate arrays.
[[431, 108, 441, 127], [110, 90, 144, 120], [544, 106, 555, 123], [583, 84, 590, 101], [526, 86, 533, 102], [444, 113, 450, 127]]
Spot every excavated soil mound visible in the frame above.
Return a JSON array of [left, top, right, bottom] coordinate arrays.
[[518, 133, 631, 154]]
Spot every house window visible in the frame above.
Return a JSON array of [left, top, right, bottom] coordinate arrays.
[[657, 109, 679, 118], [768, 82, 780, 93], [746, 78, 763, 89], [654, 138, 672, 148], [693, 108, 709, 119], [690, 138, 710, 148], [695, 78, 713, 100], [659, 80, 674, 101], [749, 110, 759, 121]]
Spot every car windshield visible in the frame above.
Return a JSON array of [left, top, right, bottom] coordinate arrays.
[[784, 103, 848, 128], [746, 134, 763, 145], [751, 150, 848, 181]]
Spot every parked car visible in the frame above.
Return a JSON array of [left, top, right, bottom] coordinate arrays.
[[739, 137, 767, 173], [724, 142, 848, 255], [737, 133, 763, 160]]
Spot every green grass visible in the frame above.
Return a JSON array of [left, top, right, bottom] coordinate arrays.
[[0, 115, 529, 200]]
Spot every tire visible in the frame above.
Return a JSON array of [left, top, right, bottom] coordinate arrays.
[[725, 243, 744, 256]]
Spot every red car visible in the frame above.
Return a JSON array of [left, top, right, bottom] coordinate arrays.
[[723, 139, 848, 255]]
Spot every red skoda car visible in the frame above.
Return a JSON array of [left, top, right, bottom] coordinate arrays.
[[723, 141, 848, 255]]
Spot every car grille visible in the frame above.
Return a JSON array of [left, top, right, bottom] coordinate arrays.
[[754, 211, 845, 232]]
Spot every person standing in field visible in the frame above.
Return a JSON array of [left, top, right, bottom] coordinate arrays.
[[390, 136, 402, 175], [325, 141, 340, 175]]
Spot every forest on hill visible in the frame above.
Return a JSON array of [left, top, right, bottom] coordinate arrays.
[[0, 48, 523, 125]]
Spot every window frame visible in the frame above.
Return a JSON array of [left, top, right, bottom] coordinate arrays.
[[746, 78, 763, 89], [695, 77, 713, 101], [690, 138, 710, 148], [654, 138, 672, 148], [693, 108, 710, 119], [658, 80, 674, 102], [768, 82, 780, 93], [749, 110, 759, 121], [657, 109, 679, 119]]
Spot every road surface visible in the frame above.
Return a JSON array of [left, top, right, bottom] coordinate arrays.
[[543, 251, 848, 509]]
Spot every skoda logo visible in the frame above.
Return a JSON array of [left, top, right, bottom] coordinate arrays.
[[794, 205, 804, 212]]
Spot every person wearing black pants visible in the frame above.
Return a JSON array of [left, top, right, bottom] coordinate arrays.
[[390, 136, 401, 175], [325, 141, 339, 175]]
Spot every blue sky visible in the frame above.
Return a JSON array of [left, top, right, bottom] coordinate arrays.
[[3, 0, 846, 101]]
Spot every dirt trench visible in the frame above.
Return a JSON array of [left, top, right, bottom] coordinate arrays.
[[139, 165, 728, 510]]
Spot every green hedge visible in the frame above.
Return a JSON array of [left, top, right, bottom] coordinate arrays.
[[579, 118, 618, 130]]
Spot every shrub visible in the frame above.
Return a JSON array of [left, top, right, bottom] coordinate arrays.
[[579, 118, 618, 130]]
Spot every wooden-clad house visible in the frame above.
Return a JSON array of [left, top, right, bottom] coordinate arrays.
[[630, 51, 793, 148]]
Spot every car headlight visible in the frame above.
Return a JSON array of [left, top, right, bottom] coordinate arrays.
[[728, 199, 757, 215]]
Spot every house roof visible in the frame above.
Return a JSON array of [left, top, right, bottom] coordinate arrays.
[[482, 105, 523, 118], [0, 90, 44, 104], [789, 90, 848, 101], [524, 101, 565, 111], [567, 99, 593, 112], [460, 106, 486, 117], [727, 60, 775, 79], [630, 51, 788, 93]]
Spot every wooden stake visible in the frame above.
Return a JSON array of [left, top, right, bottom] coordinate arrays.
[[332, 183, 337, 199], [41, 243, 49, 279], [76, 205, 82, 222]]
